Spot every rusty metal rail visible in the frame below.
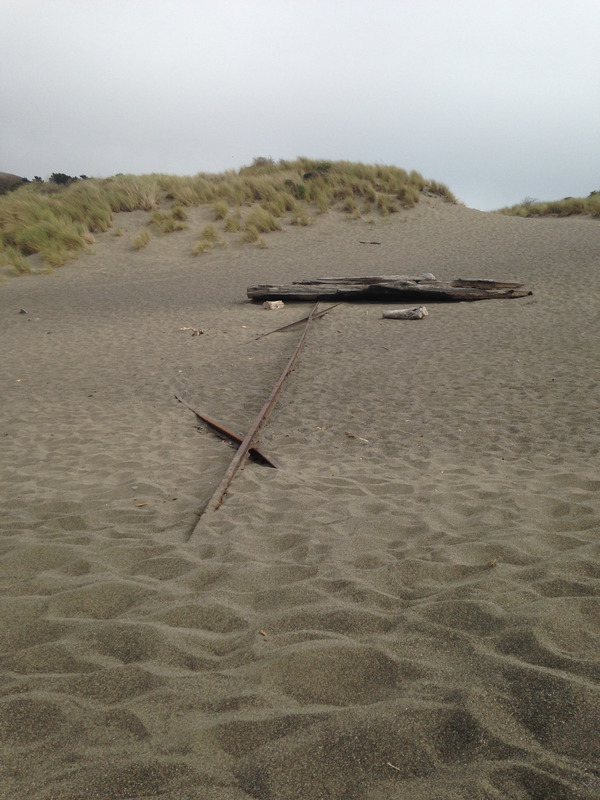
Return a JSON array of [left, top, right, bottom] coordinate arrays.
[[187, 302, 319, 537], [175, 394, 280, 468], [252, 303, 341, 340]]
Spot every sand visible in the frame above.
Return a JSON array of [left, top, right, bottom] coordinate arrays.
[[1, 198, 599, 799]]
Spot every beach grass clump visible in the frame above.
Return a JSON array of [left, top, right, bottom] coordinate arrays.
[[426, 180, 457, 202], [212, 200, 230, 220], [200, 223, 219, 242], [376, 194, 400, 215], [150, 205, 188, 233], [103, 176, 160, 212], [132, 229, 151, 249], [310, 187, 330, 214], [160, 175, 217, 206], [0, 178, 115, 268], [224, 214, 241, 232], [241, 225, 260, 243], [0, 195, 87, 267], [289, 209, 313, 226], [499, 191, 600, 218], [396, 184, 421, 208], [192, 222, 227, 255], [192, 240, 214, 255], [341, 195, 359, 215], [0, 243, 30, 274], [243, 207, 282, 235]]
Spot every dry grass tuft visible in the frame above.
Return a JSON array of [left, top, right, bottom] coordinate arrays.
[[243, 207, 282, 235], [132, 229, 151, 250], [192, 222, 227, 255], [151, 206, 188, 233]]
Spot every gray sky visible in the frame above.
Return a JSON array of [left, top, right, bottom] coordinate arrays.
[[2, 0, 599, 210]]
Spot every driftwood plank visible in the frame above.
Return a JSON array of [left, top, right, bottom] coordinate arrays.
[[382, 306, 428, 320], [247, 275, 531, 302]]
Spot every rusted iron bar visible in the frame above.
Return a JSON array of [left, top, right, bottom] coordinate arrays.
[[174, 394, 280, 469], [188, 302, 319, 536], [253, 303, 341, 341]]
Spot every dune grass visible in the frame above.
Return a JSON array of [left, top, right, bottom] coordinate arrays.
[[192, 223, 228, 255], [132, 229, 152, 250], [0, 158, 458, 273], [499, 191, 600, 218]]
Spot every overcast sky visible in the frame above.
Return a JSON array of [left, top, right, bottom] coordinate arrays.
[[2, 0, 599, 210]]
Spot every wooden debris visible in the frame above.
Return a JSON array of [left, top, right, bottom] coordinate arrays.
[[179, 326, 203, 336], [382, 306, 428, 320], [263, 300, 285, 309], [247, 274, 531, 302], [175, 394, 279, 469], [253, 303, 340, 340], [345, 431, 369, 443], [188, 302, 319, 536]]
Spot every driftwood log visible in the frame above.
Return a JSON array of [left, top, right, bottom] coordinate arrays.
[[247, 274, 532, 302]]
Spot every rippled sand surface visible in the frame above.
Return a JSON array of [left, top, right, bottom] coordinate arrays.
[[1, 200, 599, 798]]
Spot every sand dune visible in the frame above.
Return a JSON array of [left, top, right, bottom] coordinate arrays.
[[1, 199, 599, 798]]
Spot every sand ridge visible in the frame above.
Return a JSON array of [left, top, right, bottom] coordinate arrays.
[[1, 199, 599, 798]]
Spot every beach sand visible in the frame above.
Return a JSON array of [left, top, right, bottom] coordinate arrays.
[[1, 198, 599, 799]]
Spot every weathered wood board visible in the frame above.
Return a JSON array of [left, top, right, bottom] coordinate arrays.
[[247, 274, 532, 302]]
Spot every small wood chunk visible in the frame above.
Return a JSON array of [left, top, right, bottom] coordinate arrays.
[[382, 306, 428, 320], [263, 300, 285, 310]]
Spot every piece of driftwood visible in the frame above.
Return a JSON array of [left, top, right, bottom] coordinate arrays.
[[175, 394, 279, 468], [382, 306, 429, 320], [253, 303, 340, 340], [247, 274, 531, 302], [188, 302, 319, 537]]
